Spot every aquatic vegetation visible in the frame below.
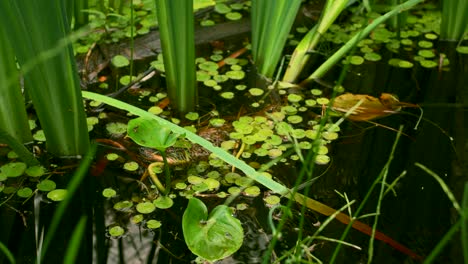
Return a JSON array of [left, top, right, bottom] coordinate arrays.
[[0, 0, 465, 263]]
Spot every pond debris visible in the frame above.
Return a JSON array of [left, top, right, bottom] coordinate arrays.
[[332, 93, 419, 121]]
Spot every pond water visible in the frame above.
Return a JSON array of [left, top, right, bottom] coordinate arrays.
[[1, 4, 467, 264]]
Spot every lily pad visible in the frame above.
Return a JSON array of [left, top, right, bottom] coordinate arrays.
[[111, 55, 130, 68], [37, 180, 56, 192], [136, 201, 156, 214], [102, 188, 117, 198], [109, 226, 125, 237], [127, 117, 181, 151], [25, 166, 45, 177], [17, 187, 33, 198], [1, 162, 27, 178], [182, 198, 243, 262], [146, 219, 162, 229], [47, 189, 67, 201], [153, 196, 174, 209]]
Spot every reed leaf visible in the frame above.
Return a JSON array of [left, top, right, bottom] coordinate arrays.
[[155, 0, 197, 113], [282, 0, 349, 83], [303, 0, 424, 85], [40, 143, 97, 262], [0, 0, 90, 157], [0, 26, 32, 144], [251, 0, 302, 78], [440, 0, 468, 41]]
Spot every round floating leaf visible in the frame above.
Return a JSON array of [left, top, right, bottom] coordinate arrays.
[[37, 180, 56, 192], [33, 130, 46, 141], [264, 195, 281, 205], [102, 188, 117, 198], [220, 92, 235, 99], [1, 162, 27, 178], [418, 40, 433, 49], [210, 54, 223, 61], [364, 52, 382, 61], [214, 3, 231, 14], [322, 131, 339, 140], [204, 79, 217, 87], [109, 226, 125, 237], [148, 106, 163, 115], [204, 178, 220, 190], [113, 200, 133, 211], [131, 214, 144, 224], [315, 154, 331, 165], [244, 186, 261, 197], [136, 201, 156, 214], [106, 122, 127, 136], [249, 88, 264, 96], [316, 98, 329, 105], [119, 75, 136, 86], [25, 166, 45, 177], [17, 187, 33, 198], [200, 19, 215, 26], [146, 219, 162, 229], [111, 55, 130, 68], [185, 112, 199, 121], [199, 61, 219, 71], [127, 117, 181, 151], [287, 94, 302, 103], [398, 60, 414, 68], [123, 161, 139, 171], [424, 33, 437, 40], [226, 12, 242, 20], [225, 70, 245, 80], [287, 115, 303, 124], [311, 89, 322, 96], [47, 189, 67, 201], [418, 49, 435, 58], [153, 196, 173, 209], [419, 60, 437, 68], [349, 55, 364, 65], [188, 175, 204, 185], [106, 153, 119, 161], [182, 198, 243, 262], [305, 99, 317, 107], [209, 118, 225, 127]]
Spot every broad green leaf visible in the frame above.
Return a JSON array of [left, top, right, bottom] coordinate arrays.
[[182, 198, 243, 262], [127, 117, 181, 151]]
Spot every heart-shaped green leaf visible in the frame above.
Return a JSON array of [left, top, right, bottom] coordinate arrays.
[[127, 117, 181, 151], [182, 198, 243, 262]]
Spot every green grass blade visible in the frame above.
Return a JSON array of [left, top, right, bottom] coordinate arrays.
[[462, 182, 468, 264], [251, 0, 302, 78], [440, 0, 468, 41], [304, 0, 424, 84], [330, 126, 403, 263], [0, 0, 90, 156], [40, 143, 97, 261], [155, 0, 197, 113], [283, 0, 349, 83], [0, 241, 15, 264], [0, 25, 32, 144], [415, 163, 461, 213], [423, 219, 461, 264], [63, 216, 88, 264]]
